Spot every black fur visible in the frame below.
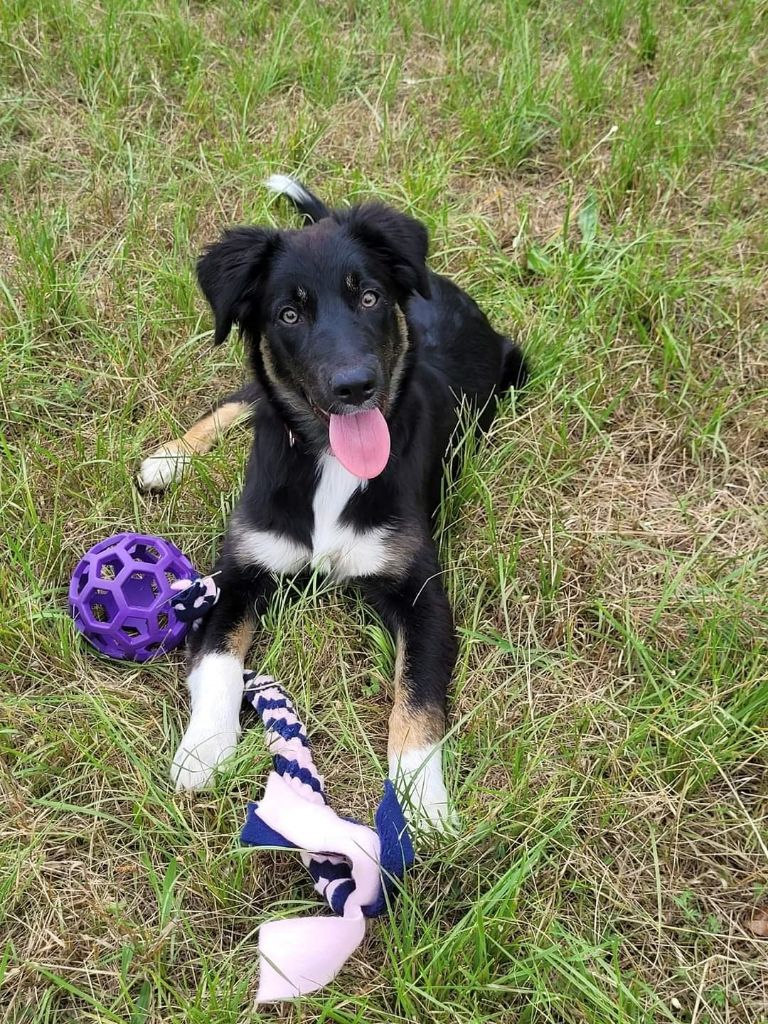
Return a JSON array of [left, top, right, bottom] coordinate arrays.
[[188, 181, 527, 739], [197, 228, 279, 345]]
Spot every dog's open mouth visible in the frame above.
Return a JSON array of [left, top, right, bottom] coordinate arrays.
[[302, 390, 390, 479]]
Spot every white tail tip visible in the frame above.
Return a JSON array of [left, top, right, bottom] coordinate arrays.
[[265, 174, 310, 203]]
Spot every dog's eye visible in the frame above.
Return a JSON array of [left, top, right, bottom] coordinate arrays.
[[360, 290, 379, 309], [278, 306, 299, 325]]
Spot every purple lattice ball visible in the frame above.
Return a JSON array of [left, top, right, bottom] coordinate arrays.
[[68, 533, 196, 662]]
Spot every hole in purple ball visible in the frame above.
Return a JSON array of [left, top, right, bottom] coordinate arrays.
[[157, 612, 168, 629], [124, 571, 160, 608], [97, 556, 123, 581], [130, 542, 161, 564], [85, 589, 119, 625], [122, 624, 141, 638]]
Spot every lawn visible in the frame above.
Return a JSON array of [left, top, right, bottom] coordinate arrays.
[[1, 0, 767, 1020]]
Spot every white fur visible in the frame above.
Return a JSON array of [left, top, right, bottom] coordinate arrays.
[[233, 529, 308, 575], [137, 444, 189, 492], [310, 453, 391, 579], [389, 743, 456, 832], [236, 453, 393, 580], [171, 653, 243, 791], [265, 173, 312, 205]]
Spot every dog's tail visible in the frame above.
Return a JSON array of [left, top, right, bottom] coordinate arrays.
[[265, 174, 330, 225]]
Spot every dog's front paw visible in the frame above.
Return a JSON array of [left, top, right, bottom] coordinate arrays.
[[401, 774, 459, 835], [171, 720, 239, 792], [137, 443, 190, 493], [390, 745, 458, 835]]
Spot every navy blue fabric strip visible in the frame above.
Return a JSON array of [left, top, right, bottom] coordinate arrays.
[[308, 857, 352, 886], [361, 780, 414, 917], [240, 804, 298, 850], [328, 879, 355, 915], [264, 716, 309, 745], [254, 696, 291, 714], [273, 755, 324, 796]]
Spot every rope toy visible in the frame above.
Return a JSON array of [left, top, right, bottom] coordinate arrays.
[[240, 673, 414, 1001], [169, 573, 219, 627], [172, 576, 416, 1001]]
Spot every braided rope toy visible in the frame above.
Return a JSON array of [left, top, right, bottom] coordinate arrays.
[[171, 579, 415, 1001]]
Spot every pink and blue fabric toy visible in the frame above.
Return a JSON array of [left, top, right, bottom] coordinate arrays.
[[241, 672, 414, 1001]]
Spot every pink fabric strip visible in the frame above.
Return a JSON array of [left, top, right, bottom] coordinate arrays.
[[258, 916, 366, 1001]]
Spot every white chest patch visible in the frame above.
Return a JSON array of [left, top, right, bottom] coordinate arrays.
[[235, 453, 393, 580]]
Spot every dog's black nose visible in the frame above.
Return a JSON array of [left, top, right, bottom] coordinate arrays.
[[330, 367, 376, 406]]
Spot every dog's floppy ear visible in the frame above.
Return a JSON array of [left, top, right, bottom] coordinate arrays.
[[338, 204, 430, 300], [197, 227, 279, 344]]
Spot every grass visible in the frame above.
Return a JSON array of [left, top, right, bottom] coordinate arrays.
[[1, 0, 767, 1020]]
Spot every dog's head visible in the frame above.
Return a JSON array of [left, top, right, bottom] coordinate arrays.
[[196, 204, 430, 479]]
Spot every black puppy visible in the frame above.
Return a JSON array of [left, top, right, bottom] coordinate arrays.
[[139, 176, 526, 828]]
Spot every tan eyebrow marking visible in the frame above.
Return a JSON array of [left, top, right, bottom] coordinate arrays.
[[345, 273, 356, 290]]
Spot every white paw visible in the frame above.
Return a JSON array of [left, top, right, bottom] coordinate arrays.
[[172, 653, 245, 792], [171, 719, 239, 791], [389, 745, 458, 834], [137, 444, 190, 492]]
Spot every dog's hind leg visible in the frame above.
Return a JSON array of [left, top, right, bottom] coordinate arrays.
[[137, 382, 260, 492]]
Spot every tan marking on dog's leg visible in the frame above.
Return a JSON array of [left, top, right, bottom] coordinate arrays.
[[226, 617, 256, 662], [179, 400, 252, 454], [138, 400, 252, 491], [186, 614, 255, 672], [389, 702, 444, 761], [388, 634, 442, 759], [387, 632, 452, 830]]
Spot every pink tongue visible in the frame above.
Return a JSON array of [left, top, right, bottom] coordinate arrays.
[[328, 409, 391, 479]]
